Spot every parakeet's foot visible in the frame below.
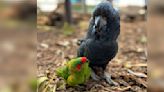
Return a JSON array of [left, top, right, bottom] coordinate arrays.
[[91, 70, 100, 81], [104, 72, 118, 86]]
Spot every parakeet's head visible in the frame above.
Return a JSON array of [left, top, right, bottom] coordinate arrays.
[[68, 57, 88, 72]]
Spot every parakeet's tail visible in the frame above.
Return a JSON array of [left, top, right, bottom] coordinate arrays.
[[56, 66, 69, 80]]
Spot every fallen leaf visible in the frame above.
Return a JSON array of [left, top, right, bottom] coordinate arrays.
[[127, 69, 147, 78], [53, 84, 57, 92], [38, 76, 49, 92], [56, 41, 70, 47], [140, 35, 147, 43], [115, 86, 131, 91], [40, 43, 49, 49], [38, 76, 49, 87], [124, 62, 147, 68]]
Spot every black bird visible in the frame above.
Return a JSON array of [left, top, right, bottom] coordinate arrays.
[[77, 1, 120, 85]]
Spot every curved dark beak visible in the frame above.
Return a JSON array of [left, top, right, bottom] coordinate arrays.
[[95, 16, 101, 28], [92, 16, 101, 35], [94, 16, 101, 32], [92, 16, 107, 35]]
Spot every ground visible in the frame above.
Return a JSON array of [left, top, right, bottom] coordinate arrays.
[[37, 20, 147, 92]]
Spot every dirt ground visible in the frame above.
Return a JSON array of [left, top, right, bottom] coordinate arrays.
[[37, 20, 147, 92]]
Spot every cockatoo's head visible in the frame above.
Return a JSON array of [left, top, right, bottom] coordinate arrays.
[[90, 1, 120, 40]]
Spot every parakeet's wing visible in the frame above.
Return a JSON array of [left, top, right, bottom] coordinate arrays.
[[67, 75, 77, 86], [67, 74, 85, 86], [56, 66, 69, 80]]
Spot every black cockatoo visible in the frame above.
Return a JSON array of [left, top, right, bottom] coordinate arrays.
[[77, 1, 120, 85]]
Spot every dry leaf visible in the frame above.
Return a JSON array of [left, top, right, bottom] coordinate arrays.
[[40, 43, 49, 49], [38, 76, 49, 87], [56, 41, 70, 47], [127, 69, 147, 78], [124, 62, 147, 68]]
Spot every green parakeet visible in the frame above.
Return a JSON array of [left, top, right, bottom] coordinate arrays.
[[56, 57, 91, 86]]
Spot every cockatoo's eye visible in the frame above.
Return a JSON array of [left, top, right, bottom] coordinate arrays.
[[76, 64, 81, 71]]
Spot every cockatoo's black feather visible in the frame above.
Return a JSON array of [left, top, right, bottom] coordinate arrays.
[[77, 1, 120, 70]]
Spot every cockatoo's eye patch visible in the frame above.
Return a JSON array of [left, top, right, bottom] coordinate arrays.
[[76, 64, 81, 71]]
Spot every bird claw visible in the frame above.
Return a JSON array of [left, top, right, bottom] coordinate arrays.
[[91, 70, 100, 81], [104, 72, 118, 86]]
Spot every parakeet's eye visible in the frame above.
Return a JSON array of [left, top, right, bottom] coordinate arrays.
[[76, 64, 81, 71]]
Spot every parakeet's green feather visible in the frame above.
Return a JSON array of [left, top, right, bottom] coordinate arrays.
[[56, 66, 69, 80], [68, 58, 81, 70], [56, 57, 91, 86], [83, 63, 91, 82]]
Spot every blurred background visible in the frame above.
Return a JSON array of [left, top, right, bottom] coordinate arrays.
[[0, 0, 36, 92], [1, 0, 164, 92], [37, 0, 146, 27], [149, 0, 164, 91]]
